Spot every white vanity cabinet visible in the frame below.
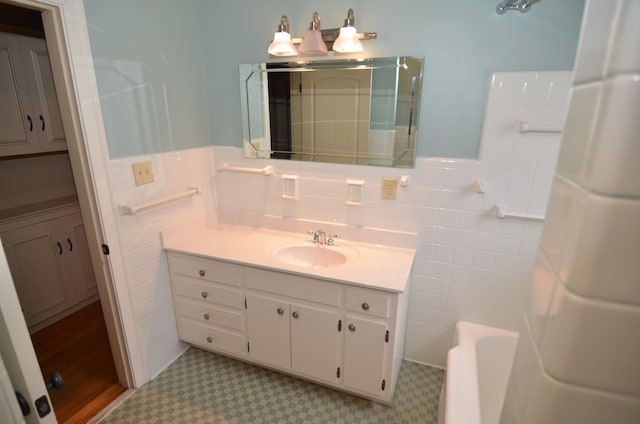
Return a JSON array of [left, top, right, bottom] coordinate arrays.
[[166, 248, 410, 404], [167, 253, 246, 358]]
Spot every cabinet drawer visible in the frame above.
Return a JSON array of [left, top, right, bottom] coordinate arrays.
[[346, 287, 391, 318], [175, 297, 243, 331], [177, 318, 245, 357], [245, 267, 340, 306], [169, 254, 241, 286], [173, 276, 243, 309]]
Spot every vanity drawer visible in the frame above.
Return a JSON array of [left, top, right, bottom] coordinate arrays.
[[346, 287, 391, 318], [169, 253, 241, 286], [172, 276, 243, 309], [177, 318, 245, 357], [174, 297, 243, 331], [244, 267, 340, 306]]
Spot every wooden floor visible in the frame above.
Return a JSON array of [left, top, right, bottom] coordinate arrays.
[[30, 301, 126, 423]]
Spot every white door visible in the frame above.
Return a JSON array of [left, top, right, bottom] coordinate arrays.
[[0, 241, 57, 423]]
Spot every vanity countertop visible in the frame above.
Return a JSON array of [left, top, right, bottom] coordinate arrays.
[[162, 225, 416, 293]]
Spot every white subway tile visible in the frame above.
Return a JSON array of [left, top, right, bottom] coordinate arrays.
[[525, 254, 559, 345], [562, 194, 640, 305], [539, 177, 586, 278], [582, 75, 640, 197], [572, 0, 619, 84], [539, 283, 640, 398], [607, 0, 640, 75]]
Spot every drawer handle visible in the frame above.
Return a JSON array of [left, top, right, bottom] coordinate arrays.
[[292, 311, 299, 319], [204, 313, 210, 320], [277, 307, 284, 315], [206, 336, 213, 343], [348, 324, 356, 332], [199, 269, 206, 277], [361, 302, 370, 311], [201, 291, 208, 299]]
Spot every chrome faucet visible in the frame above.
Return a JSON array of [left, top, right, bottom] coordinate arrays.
[[308, 229, 338, 246], [310, 229, 327, 245]]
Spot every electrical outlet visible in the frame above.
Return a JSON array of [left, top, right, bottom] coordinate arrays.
[[132, 161, 154, 186], [381, 177, 397, 200]]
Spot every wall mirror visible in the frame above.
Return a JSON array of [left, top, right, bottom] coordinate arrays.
[[239, 56, 423, 168]]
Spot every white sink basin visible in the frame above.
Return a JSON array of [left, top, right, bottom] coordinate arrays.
[[275, 245, 353, 268]]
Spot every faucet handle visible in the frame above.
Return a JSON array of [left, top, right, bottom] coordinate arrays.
[[326, 234, 339, 246]]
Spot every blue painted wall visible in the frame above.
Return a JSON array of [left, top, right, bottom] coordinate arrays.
[[84, 0, 210, 159], [85, 0, 585, 159]]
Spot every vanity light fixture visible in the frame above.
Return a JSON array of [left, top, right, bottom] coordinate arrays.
[[268, 9, 376, 57], [299, 12, 328, 56], [267, 15, 297, 57], [332, 9, 363, 53]]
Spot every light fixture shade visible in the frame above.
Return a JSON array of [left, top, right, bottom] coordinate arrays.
[[299, 12, 328, 56], [268, 31, 297, 56], [268, 16, 297, 57], [299, 29, 328, 56], [332, 26, 363, 53]]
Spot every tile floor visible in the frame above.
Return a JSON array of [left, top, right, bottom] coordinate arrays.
[[99, 348, 445, 423]]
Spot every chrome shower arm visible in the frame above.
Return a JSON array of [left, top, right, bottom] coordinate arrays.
[[496, 0, 532, 14]]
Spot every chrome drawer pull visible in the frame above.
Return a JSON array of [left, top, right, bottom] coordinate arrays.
[[206, 336, 213, 343], [204, 313, 210, 320], [348, 324, 356, 332], [277, 307, 284, 315], [199, 269, 206, 277], [201, 291, 208, 299], [361, 302, 370, 311], [292, 311, 299, 319]]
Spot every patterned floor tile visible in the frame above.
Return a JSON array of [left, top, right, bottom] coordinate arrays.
[[100, 348, 444, 424]]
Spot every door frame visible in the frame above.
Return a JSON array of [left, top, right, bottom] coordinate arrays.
[[4, 0, 147, 387]]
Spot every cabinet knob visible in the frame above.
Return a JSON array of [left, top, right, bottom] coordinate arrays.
[[361, 302, 370, 311], [206, 336, 213, 343], [348, 323, 356, 332], [204, 313, 210, 320], [277, 307, 284, 315], [201, 291, 208, 299], [199, 269, 206, 277], [292, 311, 299, 319]]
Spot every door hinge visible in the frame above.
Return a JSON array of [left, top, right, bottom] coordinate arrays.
[[299, 83, 302, 93], [337, 367, 340, 378], [338, 319, 342, 332], [247, 342, 250, 352], [385, 330, 389, 343], [381, 379, 386, 391], [244, 298, 247, 309], [101, 244, 110, 255]]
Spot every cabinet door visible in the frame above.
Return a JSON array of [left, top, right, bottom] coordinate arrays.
[[0, 33, 39, 156], [0, 220, 73, 327], [343, 315, 388, 397], [18, 36, 66, 152], [57, 212, 97, 301], [290, 303, 340, 384], [246, 294, 290, 369]]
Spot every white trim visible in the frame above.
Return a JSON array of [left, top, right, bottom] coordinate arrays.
[[9, 0, 148, 386]]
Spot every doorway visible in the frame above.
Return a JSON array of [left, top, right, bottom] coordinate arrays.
[[0, 2, 128, 422]]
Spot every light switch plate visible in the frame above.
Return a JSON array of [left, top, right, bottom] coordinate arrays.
[[132, 161, 154, 186], [381, 177, 397, 200]]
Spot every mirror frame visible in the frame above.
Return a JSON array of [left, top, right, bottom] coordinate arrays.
[[239, 56, 424, 168]]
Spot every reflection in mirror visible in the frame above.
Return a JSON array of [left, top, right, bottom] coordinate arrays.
[[240, 57, 423, 168]]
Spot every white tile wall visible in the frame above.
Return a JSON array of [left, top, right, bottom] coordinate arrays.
[[503, 0, 640, 422], [105, 74, 571, 379], [107, 146, 215, 379], [212, 71, 571, 367]]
